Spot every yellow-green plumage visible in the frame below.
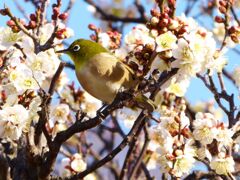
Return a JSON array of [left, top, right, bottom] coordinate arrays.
[[57, 39, 136, 103]]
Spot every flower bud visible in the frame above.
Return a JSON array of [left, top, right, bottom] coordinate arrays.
[[230, 34, 239, 43], [59, 12, 68, 20], [88, 24, 97, 30], [219, 6, 227, 14], [30, 13, 37, 21], [28, 20, 37, 29], [150, 17, 159, 26], [0, 9, 8, 16], [53, 7, 60, 16], [7, 20, 15, 27], [215, 16, 224, 23], [169, 19, 179, 29], [150, 29, 159, 37]]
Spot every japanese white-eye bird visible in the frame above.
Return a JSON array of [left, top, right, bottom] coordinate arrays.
[[57, 39, 155, 110]]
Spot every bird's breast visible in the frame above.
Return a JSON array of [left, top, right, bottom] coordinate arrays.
[[76, 53, 135, 103]]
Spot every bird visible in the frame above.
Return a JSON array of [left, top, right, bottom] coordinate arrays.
[[57, 39, 155, 111]]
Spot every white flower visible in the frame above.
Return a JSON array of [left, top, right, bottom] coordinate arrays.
[[173, 141, 196, 177], [9, 64, 39, 91], [26, 49, 60, 79], [98, 33, 111, 49], [205, 50, 227, 75], [81, 92, 102, 118], [157, 155, 173, 173], [0, 27, 21, 50], [87, 5, 96, 13], [0, 104, 29, 140], [165, 77, 190, 97], [155, 31, 177, 52], [172, 37, 202, 76], [148, 125, 173, 153], [117, 107, 140, 128], [59, 153, 87, 177], [124, 25, 155, 49], [160, 111, 190, 134], [193, 112, 218, 145], [50, 104, 70, 124], [210, 156, 235, 175], [173, 153, 195, 177], [38, 23, 55, 45], [215, 128, 234, 146]]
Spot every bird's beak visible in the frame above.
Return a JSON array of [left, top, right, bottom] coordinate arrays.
[[55, 48, 69, 54]]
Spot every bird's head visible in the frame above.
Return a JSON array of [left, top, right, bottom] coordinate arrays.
[[56, 39, 108, 66]]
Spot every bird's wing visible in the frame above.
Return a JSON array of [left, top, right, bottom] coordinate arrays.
[[88, 52, 135, 83]]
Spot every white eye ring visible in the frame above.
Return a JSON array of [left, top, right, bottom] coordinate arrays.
[[73, 45, 80, 51]]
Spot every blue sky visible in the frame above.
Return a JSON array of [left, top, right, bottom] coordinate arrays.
[[0, 0, 239, 109]]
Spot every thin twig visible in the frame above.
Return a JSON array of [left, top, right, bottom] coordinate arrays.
[[83, 0, 147, 23], [129, 125, 150, 179]]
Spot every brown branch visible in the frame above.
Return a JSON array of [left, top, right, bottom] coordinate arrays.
[[34, 62, 65, 145], [141, 163, 153, 180], [129, 125, 150, 179], [48, 62, 66, 95], [38, 25, 58, 52], [83, 0, 147, 23], [220, 1, 231, 51], [119, 124, 142, 179], [70, 111, 148, 180], [197, 73, 236, 127], [217, 72, 226, 92], [38, 92, 127, 179], [222, 68, 236, 86], [36, 0, 48, 36]]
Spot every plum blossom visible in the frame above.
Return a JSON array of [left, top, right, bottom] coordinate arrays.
[[210, 155, 235, 175], [98, 32, 111, 49], [124, 25, 155, 50], [81, 92, 102, 118], [0, 104, 29, 140], [148, 125, 174, 153], [193, 112, 218, 145], [26, 50, 60, 81], [9, 64, 40, 92], [0, 27, 22, 50], [155, 31, 177, 52], [59, 153, 87, 177]]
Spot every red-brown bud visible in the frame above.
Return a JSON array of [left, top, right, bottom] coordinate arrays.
[[219, 0, 227, 7], [219, 6, 227, 14], [59, 12, 68, 20], [7, 20, 15, 27], [28, 20, 37, 29], [53, 7, 60, 15], [88, 24, 97, 30], [30, 13, 37, 21], [215, 16, 225, 23], [0, 9, 8, 16]]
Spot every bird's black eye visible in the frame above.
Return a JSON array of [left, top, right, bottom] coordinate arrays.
[[73, 45, 80, 52]]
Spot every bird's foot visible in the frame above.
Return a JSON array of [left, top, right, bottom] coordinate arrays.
[[96, 103, 107, 121]]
